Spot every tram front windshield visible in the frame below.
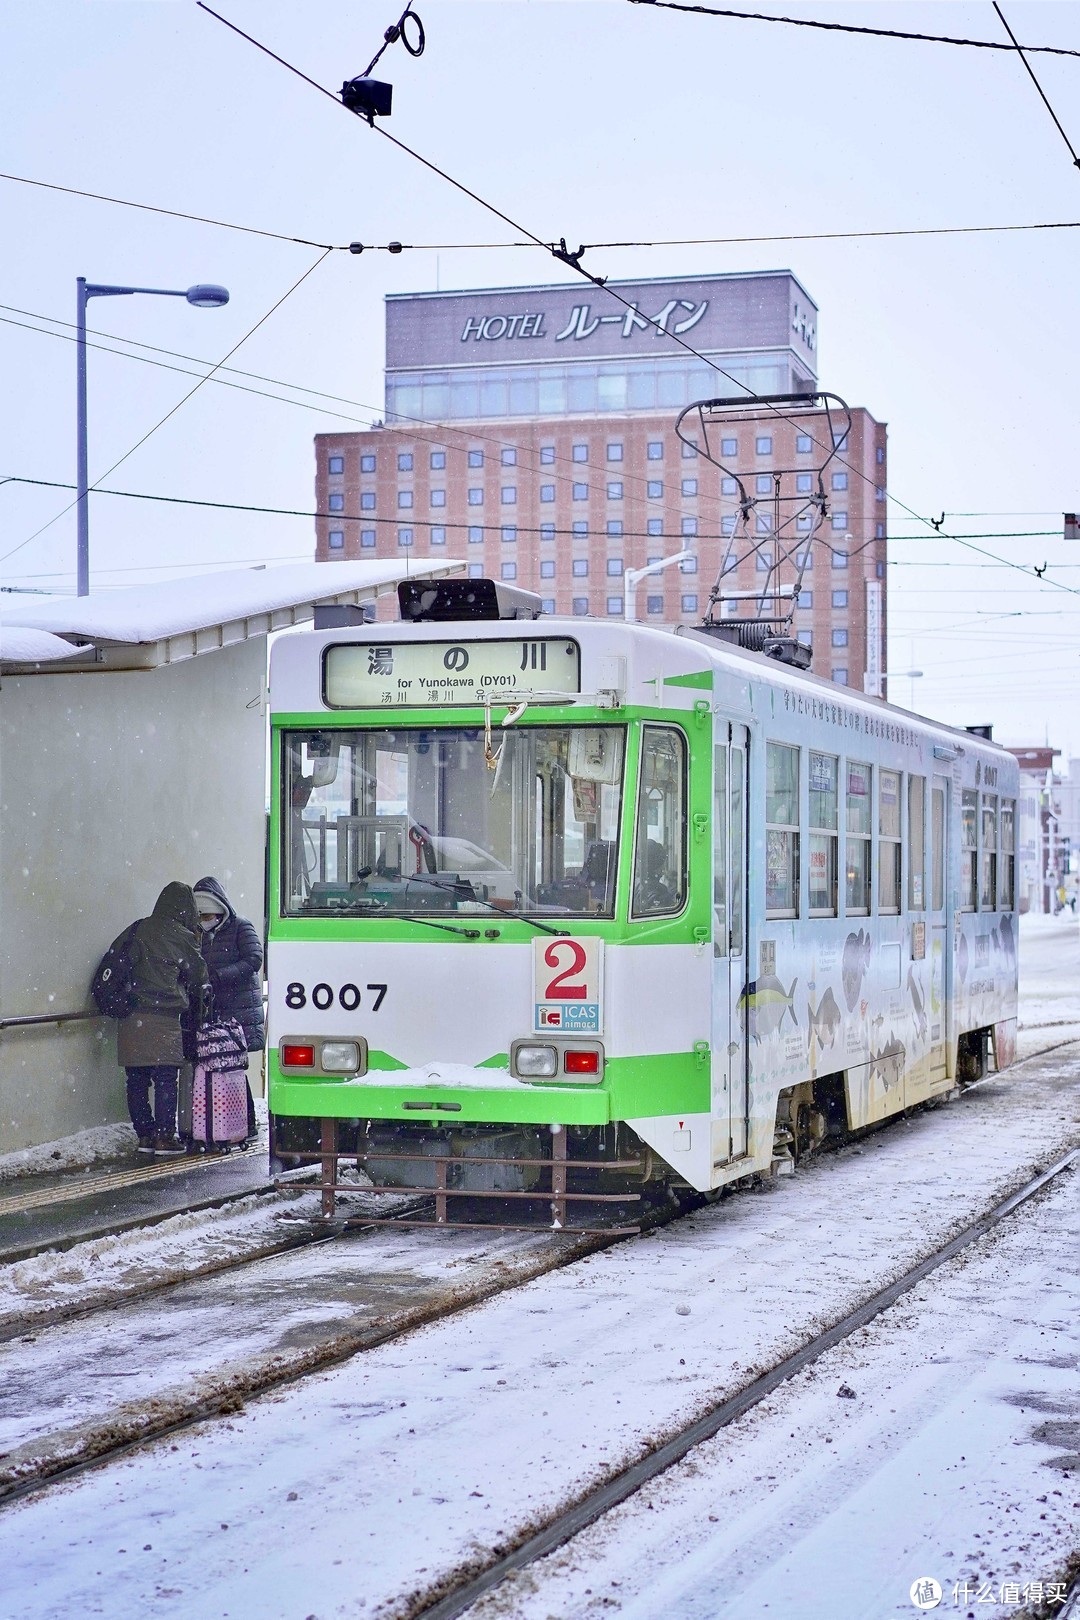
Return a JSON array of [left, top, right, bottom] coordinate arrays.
[[283, 725, 625, 919]]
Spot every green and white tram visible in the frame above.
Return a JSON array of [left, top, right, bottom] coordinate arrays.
[[267, 579, 1019, 1224]]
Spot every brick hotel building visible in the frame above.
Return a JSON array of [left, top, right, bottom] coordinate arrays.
[[314, 271, 888, 689]]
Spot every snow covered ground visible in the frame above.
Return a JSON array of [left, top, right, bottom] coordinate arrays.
[[0, 914, 1076, 1620]]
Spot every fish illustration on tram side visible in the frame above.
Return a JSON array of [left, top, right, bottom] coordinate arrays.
[[870, 1034, 906, 1091], [841, 929, 872, 1012], [807, 986, 842, 1051], [907, 967, 928, 1042], [996, 914, 1016, 972], [957, 932, 969, 984], [738, 975, 799, 1043]]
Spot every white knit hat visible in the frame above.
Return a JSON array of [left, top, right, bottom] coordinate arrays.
[[194, 891, 227, 916]]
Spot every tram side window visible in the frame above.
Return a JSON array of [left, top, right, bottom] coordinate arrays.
[[908, 776, 926, 910], [932, 784, 945, 913], [766, 743, 799, 917], [713, 743, 727, 952], [961, 789, 978, 910], [632, 726, 688, 917], [879, 769, 901, 914], [808, 752, 838, 916], [846, 761, 872, 914], [1000, 798, 1016, 910], [981, 794, 998, 909]]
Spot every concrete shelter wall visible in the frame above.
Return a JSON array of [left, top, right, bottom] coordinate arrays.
[[0, 639, 267, 1153]]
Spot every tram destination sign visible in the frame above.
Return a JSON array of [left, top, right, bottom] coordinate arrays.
[[324, 637, 581, 709]]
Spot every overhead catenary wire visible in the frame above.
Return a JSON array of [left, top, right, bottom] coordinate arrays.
[[4, 170, 1079, 253], [0, 249, 334, 569], [993, 2, 1080, 170], [626, 0, 1080, 58]]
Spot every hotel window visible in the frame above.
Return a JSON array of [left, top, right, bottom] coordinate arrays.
[[360, 492, 375, 511], [572, 597, 589, 615], [607, 442, 623, 462], [797, 629, 812, 646], [832, 512, 849, 530], [572, 444, 588, 463], [501, 561, 517, 580], [755, 475, 772, 495], [796, 551, 813, 570], [831, 472, 848, 491], [398, 528, 413, 547], [721, 477, 737, 495], [981, 795, 998, 909], [681, 478, 698, 497], [876, 446, 885, 464], [397, 490, 413, 509], [540, 484, 555, 502], [501, 447, 517, 466], [430, 450, 446, 470], [540, 445, 555, 464], [755, 515, 772, 535], [540, 523, 555, 541], [468, 449, 484, 467], [721, 437, 738, 457], [809, 752, 838, 916], [831, 628, 848, 647], [468, 526, 483, 544], [680, 555, 697, 573], [430, 527, 446, 546], [766, 743, 799, 917], [607, 558, 624, 576], [607, 597, 623, 615], [832, 669, 849, 686], [682, 440, 698, 459], [540, 560, 555, 578], [468, 563, 483, 578], [430, 489, 446, 508], [361, 529, 376, 548], [328, 493, 345, 512], [721, 515, 737, 536], [501, 525, 517, 543], [796, 435, 812, 454], [647, 441, 663, 460], [756, 549, 773, 572], [681, 517, 698, 537], [573, 483, 588, 501], [647, 518, 663, 535], [908, 776, 926, 911], [1000, 800, 1016, 909], [572, 558, 589, 577], [328, 455, 344, 475], [328, 530, 344, 550], [360, 454, 376, 473], [876, 486, 886, 502], [572, 521, 588, 537], [756, 436, 772, 455], [607, 481, 623, 500], [798, 591, 813, 609], [832, 590, 848, 608], [646, 595, 663, 614], [797, 514, 813, 531], [501, 486, 517, 505], [468, 488, 484, 505], [681, 593, 698, 613], [846, 762, 872, 913], [607, 520, 623, 537], [876, 524, 885, 540], [397, 452, 413, 472], [542, 598, 556, 614], [647, 480, 663, 499], [796, 473, 813, 493], [880, 771, 902, 912], [832, 550, 849, 569]]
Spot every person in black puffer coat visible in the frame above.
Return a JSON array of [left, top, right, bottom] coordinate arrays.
[[192, 876, 264, 1139]]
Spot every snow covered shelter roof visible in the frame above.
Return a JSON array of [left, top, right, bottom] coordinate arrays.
[[0, 560, 464, 672]]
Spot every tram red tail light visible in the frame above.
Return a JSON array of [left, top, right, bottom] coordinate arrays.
[[281, 1043, 316, 1069], [563, 1050, 600, 1075]]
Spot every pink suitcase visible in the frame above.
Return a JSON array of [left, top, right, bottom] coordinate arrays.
[[192, 1018, 250, 1148]]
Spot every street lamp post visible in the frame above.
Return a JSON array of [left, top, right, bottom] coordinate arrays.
[[75, 277, 229, 596], [623, 549, 695, 621]]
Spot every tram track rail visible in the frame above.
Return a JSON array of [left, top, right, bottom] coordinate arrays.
[[405, 1142, 1080, 1620]]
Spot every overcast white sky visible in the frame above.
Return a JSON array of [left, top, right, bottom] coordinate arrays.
[[3, 1, 1079, 755]]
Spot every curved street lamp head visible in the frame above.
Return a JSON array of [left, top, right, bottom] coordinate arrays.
[[185, 284, 229, 308]]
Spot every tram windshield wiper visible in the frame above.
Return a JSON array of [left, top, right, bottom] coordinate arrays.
[[403, 875, 569, 937]]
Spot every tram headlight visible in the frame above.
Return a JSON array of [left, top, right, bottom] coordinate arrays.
[[513, 1043, 559, 1079], [320, 1040, 362, 1074]]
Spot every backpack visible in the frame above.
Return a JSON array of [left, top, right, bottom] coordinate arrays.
[[90, 922, 140, 1019]]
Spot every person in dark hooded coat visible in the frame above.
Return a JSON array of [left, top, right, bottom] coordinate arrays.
[[192, 877, 264, 1142], [118, 882, 210, 1155]]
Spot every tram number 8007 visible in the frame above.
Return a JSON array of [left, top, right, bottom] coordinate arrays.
[[284, 982, 388, 1012]]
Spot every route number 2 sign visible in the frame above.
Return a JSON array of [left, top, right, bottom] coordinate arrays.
[[533, 936, 604, 1035]]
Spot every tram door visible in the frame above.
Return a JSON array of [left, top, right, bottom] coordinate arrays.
[[929, 775, 950, 1083], [711, 723, 750, 1165]]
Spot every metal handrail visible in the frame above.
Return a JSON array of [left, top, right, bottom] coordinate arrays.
[[0, 1010, 100, 1031]]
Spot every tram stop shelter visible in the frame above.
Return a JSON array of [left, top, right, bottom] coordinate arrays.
[[0, 559, 461, 1155]]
